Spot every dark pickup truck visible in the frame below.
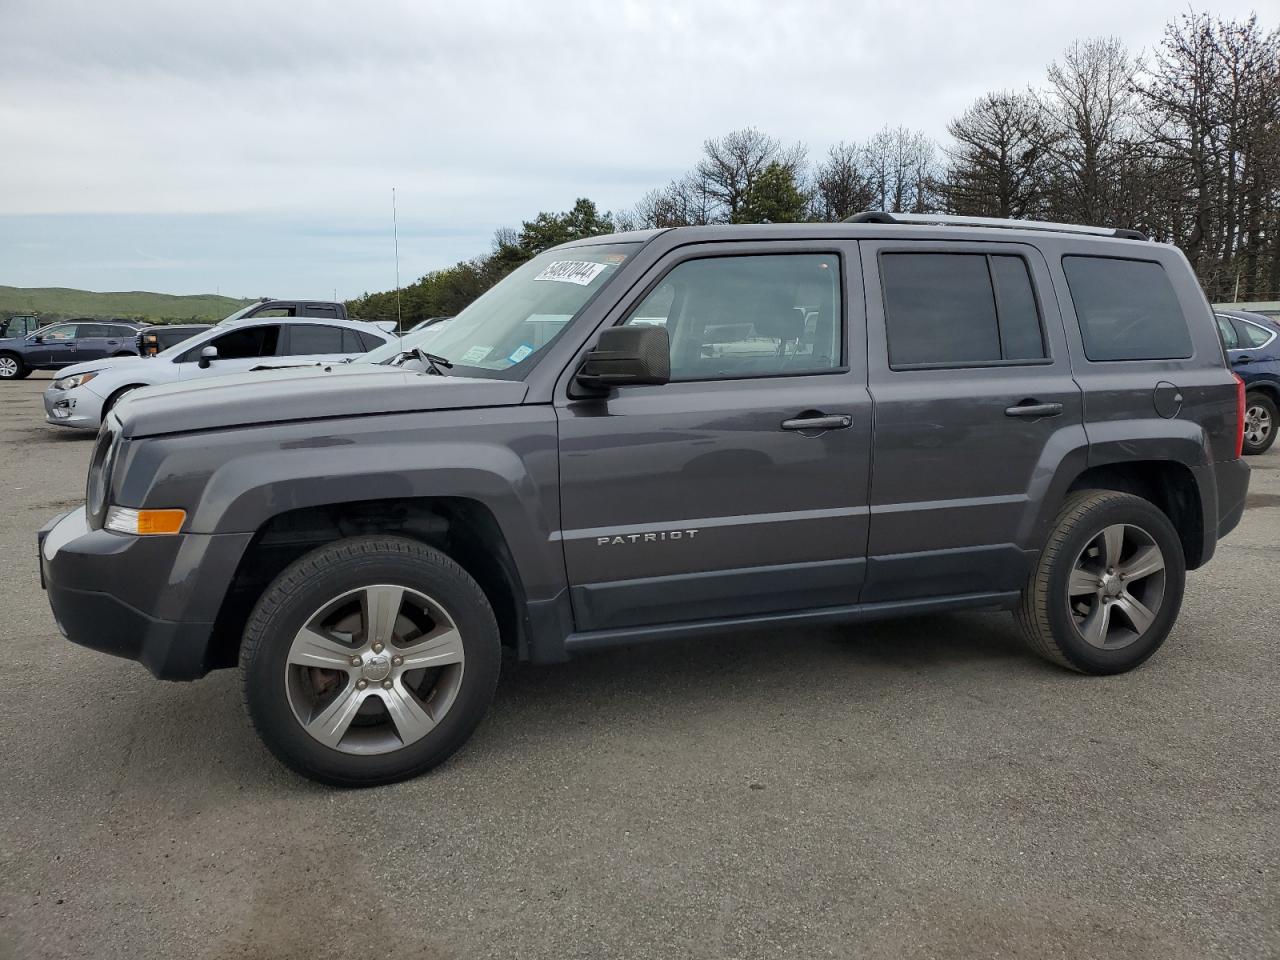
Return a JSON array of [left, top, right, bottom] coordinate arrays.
[[39, 214, 1249, 786]]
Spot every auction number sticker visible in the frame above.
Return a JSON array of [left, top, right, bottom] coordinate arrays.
[[533, 260, 608, 285], [460, 345, 493, 364]]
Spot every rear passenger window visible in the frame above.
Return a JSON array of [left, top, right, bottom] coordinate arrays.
[[287, 324, 344, 355], [1216, 316, 1240, 350], [881, 253, 1046, 368], [1062, 257, 1193, 361]]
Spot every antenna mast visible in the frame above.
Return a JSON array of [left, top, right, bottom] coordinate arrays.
[[392, 187, 403, 335]]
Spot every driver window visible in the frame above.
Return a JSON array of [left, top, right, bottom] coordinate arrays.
[[41, 325, 78, 341], [623, 254, 841, 381], [180, 325, 280, 362]]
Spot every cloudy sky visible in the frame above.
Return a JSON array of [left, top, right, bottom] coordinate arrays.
[[3, 0, 1278, 300]]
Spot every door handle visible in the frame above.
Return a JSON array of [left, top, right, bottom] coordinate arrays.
[[1235, 355, 1253, 365], [781, 414, 852, 432], [1005, 401, 1063, 418]]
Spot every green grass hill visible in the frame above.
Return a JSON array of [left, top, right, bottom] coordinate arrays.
[[0, 286, 252, 323]]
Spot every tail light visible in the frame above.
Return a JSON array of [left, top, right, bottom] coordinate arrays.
[[1234, 373, 1247, 459]]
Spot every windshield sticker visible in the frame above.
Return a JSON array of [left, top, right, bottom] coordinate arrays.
[[533, 260, 609, 285], [507, 344, 534, 364], [602, 253, 627, 264], [460, 345, 493, 364]]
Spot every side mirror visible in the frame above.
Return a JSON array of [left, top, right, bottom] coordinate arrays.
[[575, 326, 670, 391], [197, 344, 218, 369], [32, 335, 44, 344]]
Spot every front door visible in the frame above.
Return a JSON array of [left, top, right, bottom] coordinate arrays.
[[175, 324, 283, 379], [556, 243, 873, 633], [31, 323, 79, 367], [859, 240, 1086, 603]]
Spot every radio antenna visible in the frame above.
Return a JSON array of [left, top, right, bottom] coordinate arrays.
[[392, 187, 403, 340]]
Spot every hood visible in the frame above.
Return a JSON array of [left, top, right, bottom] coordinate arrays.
[[57, 355, 147, 379], [115, 362, 529, 439]]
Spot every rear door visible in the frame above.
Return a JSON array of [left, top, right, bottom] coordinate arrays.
[[556, 241, 874, 632], [859, 240, 1086, 602]]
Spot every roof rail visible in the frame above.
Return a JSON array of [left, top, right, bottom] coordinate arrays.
[[842, 211, 1148, 242]]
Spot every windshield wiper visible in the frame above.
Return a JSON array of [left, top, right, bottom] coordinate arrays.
[[388, 347, 453, 376]]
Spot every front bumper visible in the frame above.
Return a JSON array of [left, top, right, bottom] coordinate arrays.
[[39, 508, 252, 680], [42, 387, 100, 429]]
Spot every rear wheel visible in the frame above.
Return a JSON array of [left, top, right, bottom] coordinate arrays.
[[0, 353, 28, 380], [1243, 391, 1277, 455], [240, 536, 501, 786], [1016, 490, 1185, 674]]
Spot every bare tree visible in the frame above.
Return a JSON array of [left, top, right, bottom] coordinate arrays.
[[811, 142, 873, 220], [943, 91, 1054, 218], [696, 128, 807, 222], [1042, 37, 1141, 225], [863, 126, 939, 213]]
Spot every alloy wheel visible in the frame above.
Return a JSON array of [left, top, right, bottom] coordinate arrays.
[[1067, 523, 1166, 650], [284, 584, 466, 754], [1245, 403, 1272, 448], [0, 357, 17, 378]]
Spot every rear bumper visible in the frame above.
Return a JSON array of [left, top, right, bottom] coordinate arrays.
[[1214, 456, 1250, 541], [39, 508, 252, 680]]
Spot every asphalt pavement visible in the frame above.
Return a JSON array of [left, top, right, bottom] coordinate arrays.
[[1, 372, 1276, 960]]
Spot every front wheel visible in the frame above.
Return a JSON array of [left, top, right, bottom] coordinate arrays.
[[1243, 391, 1277, 455], [240, 536, 501, 786], [0, 353, 29, 380], [1016, 490, 1186, 674]]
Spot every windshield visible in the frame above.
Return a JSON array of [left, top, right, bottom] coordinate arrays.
[[359, 243, 636, 376], [217, 303, 260, 325]]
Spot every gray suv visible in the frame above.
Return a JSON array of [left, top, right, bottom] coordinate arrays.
[[39, 214, 1251, 786]]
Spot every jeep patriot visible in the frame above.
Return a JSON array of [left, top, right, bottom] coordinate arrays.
[[39, 213, 1251, 786]]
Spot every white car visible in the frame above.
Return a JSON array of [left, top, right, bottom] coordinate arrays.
[[43, 315, 391, 430]]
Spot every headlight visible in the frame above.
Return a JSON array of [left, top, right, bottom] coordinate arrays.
[[53, 372, 98, 390], [104, 506, 187, 536]]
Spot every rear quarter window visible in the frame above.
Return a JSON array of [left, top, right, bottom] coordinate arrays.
[[1063, 256, 1193, 362]]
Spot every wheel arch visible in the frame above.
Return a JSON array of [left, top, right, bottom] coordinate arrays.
[[205, 496, 530, 672], [1056, 460, 1206, 570]]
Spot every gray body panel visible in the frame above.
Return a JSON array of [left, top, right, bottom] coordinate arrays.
[[39, 221, 1249, 678]]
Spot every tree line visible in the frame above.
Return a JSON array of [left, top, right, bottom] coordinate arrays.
[[349, 10, 1280, 326]]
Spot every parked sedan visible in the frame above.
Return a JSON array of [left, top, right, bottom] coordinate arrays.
[[0, 320, 144, 380], [1216, 309, 1280, 454], [43, 315, 390, 430]]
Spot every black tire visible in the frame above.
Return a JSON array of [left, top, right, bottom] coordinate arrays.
[[1016, 490, 1186, 675], [102, 385, 142, 417], [110, 351, 135, 358], [240, 536, 501, 787], [1243, 391, 1278, 456], [0, 352, 29, 380]]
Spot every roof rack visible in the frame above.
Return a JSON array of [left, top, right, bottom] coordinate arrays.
[[843, 211, 1147, 242]]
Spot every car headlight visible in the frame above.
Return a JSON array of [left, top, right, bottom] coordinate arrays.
[[53, 372, 98, 390]]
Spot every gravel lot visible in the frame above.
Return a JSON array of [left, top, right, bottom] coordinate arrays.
[[1, 372, 1276, 960]]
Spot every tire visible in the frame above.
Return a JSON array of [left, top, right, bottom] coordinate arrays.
[[1016, 490, 1186, 675], [110, 351, 134, 358], [0, 353, 29, 380], [102, 385, 142, 417], [1243, 391, 1278, 456], [241, 536, 501, 787]]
